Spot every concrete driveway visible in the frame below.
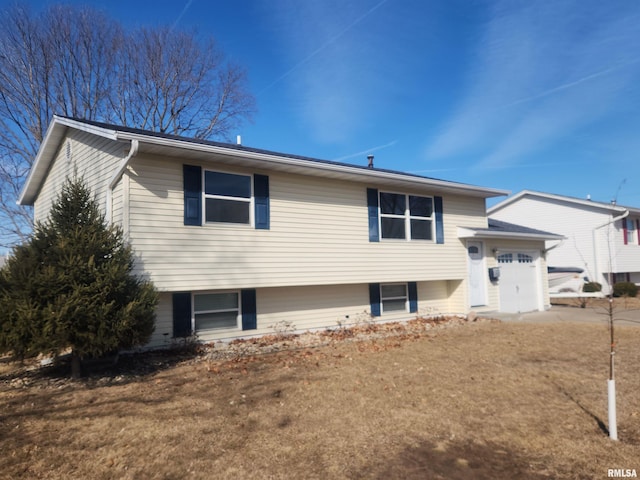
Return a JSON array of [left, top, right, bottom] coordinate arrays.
[[486, 305, 640, 326]]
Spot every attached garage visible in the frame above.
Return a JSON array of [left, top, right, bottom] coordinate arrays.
[[459, 219, 564, 314], [496, 251, 540, 313]]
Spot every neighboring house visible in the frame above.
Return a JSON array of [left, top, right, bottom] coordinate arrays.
[[489, 190, 640, 293], [19, 117, 557, 348]]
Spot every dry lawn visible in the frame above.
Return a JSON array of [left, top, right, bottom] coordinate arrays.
[[551, 294, 640, 311], [1, 314, 639, 479]]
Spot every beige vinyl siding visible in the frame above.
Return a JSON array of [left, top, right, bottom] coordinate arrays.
[[128, 154, 486, 292], [33, 130, 126, 223], [445, 279, 467, 312], [417, 280, 462, 315], [148, 293, 174, 349], [149, 280, 462, 345]]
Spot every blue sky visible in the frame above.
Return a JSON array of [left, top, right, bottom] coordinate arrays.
[[14, 0, 640, 207]]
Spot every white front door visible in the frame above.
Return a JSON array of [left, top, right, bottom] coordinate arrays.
[[468, 241, 486, 306]]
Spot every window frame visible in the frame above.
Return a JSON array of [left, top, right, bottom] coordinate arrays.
[[625, 218, 637, 245], [378, 191, 434, 241], [380, 283, 409, 313], [192, 290, 241, 332], [202, 169, 254, 226]]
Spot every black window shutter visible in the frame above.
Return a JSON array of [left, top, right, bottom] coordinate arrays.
[[369, 283, 381, 317], [254, 175, 270, 230], [408, 282, 418, 313], [183, 165, 202, 226], [434, 196, 444, 244], [172, 292, 192, 338], [241, 289, 257, 330], [367, 188, 380, 242]]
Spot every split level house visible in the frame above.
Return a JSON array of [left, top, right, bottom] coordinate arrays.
[[19, 117, 562, 348], [489, 190, 640, 294]]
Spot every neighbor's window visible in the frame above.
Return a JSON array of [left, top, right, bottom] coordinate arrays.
[[625, 218, 636, 245], [193, 292, 240, 331], [379, 192, 433, 240], [380, 283, 408, 313], [204, 171, 252, 224]]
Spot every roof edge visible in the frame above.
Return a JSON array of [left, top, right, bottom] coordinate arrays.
[[116, 129, 509, 198], [20, 116, 510, 206], [488, 189, 631, 215], [18, 116, 122, 205]]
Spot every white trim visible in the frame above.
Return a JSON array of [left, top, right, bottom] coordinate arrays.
[[467, 240, 487, 307], [489, 190, 636, 216], [20, 117, 510, 206], [202, 168, 254, 227], [192, 290, 241, 332], [457, 226, 564, 241], [380, 282, 409, 313], [118, 129, 509, 198], [379, 191, 435, 242]]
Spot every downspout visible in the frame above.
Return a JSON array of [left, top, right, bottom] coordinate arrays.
[[592, 209, 629, 293], [106, 139, 139, 224]]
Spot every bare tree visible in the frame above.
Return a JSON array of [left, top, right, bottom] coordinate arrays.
[[112, 27, 255, 139], [0, 3, 255, 248]]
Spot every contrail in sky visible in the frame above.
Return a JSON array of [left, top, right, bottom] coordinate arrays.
[[259, 0, 389, 95], [333, 140, 398, 162], [171, 0, 195, 31]]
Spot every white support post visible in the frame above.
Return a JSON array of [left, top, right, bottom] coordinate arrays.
[[608, 379, 618, 441]]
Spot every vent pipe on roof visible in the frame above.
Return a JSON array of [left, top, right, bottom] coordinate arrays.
[[367, 154, 374, 168], [237, 135, 242, 145]]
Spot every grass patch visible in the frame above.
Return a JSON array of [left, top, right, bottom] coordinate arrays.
[[1, 317, 639, 479]]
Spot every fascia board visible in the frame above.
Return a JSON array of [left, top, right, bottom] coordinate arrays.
[[457, 226, 565, 241], [489, 190, 628, 215], [116, 131, 509, 199], [18, 116, 121, 206]]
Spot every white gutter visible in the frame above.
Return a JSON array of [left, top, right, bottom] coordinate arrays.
[[115, 131, 509, 199], [106, 139, 139, 223], [542, 238, 565, 255], [457, 226, 564, 241], [592, 209, 629, 292]]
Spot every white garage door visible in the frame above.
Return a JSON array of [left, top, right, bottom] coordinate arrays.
[[498, 252, 539, 313]]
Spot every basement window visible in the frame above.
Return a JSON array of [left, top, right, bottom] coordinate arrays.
[[380, 283, 408, 313], [193, 292, 240, 331]]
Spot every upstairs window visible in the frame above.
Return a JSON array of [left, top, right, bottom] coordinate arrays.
[[624, 218, 637, 245], [379, 192, 433, 240], [204, 171, 251, 224]]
